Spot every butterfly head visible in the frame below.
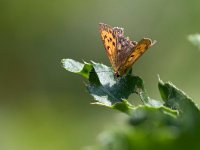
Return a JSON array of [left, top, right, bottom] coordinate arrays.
[[114, 66, 133, 78], [114, 69, 126, 78], [113, 27, 124, 38], [114, 71, 120, 78]]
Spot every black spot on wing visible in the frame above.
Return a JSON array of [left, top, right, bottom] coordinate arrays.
[[112, 34, 116, 38]]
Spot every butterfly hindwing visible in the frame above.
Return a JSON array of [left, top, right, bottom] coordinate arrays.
[[119, 38, 155, 74]]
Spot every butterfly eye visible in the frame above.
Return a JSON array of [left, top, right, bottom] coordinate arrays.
[[118, 30, 121, 34], [114, 72, 120, 78]]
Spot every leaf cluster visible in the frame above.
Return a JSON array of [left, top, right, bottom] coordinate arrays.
[[62, 59, 200, 150]]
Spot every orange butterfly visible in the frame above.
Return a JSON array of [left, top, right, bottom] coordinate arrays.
[[99, 23, 156, 77]]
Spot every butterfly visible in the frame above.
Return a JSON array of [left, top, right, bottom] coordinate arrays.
[[99, 23, 156, 77]]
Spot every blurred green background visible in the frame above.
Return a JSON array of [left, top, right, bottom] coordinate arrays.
[[1, 0, 200, 149]]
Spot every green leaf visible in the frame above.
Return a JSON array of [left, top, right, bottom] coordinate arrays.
[[62, 59, 158, 111], [62, 58, 92, 79], [158, 78, 200, 130], [111, 99, 133, 114], [129, 105, 178, 127], [87, 61, 145, 107]]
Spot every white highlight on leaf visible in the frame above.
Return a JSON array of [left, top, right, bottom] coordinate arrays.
[[62, 59, 84, 72], [188, 34, 200, 50]]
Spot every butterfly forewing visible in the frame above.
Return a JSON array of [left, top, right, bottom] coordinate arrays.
[[99, 23, 118, 71]]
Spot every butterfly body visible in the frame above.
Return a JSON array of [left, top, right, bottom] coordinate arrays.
[[99, 23, 156, 77]]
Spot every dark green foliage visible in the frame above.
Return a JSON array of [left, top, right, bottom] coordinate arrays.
[[62, 59, 200, 150]]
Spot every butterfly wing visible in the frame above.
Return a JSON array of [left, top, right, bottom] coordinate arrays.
[[99, 23, 136, 73], [99, 23, 156, 76], [115, 36, 136, 71], [119, 38, 156, 75], [99, 23, 118, 71]]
